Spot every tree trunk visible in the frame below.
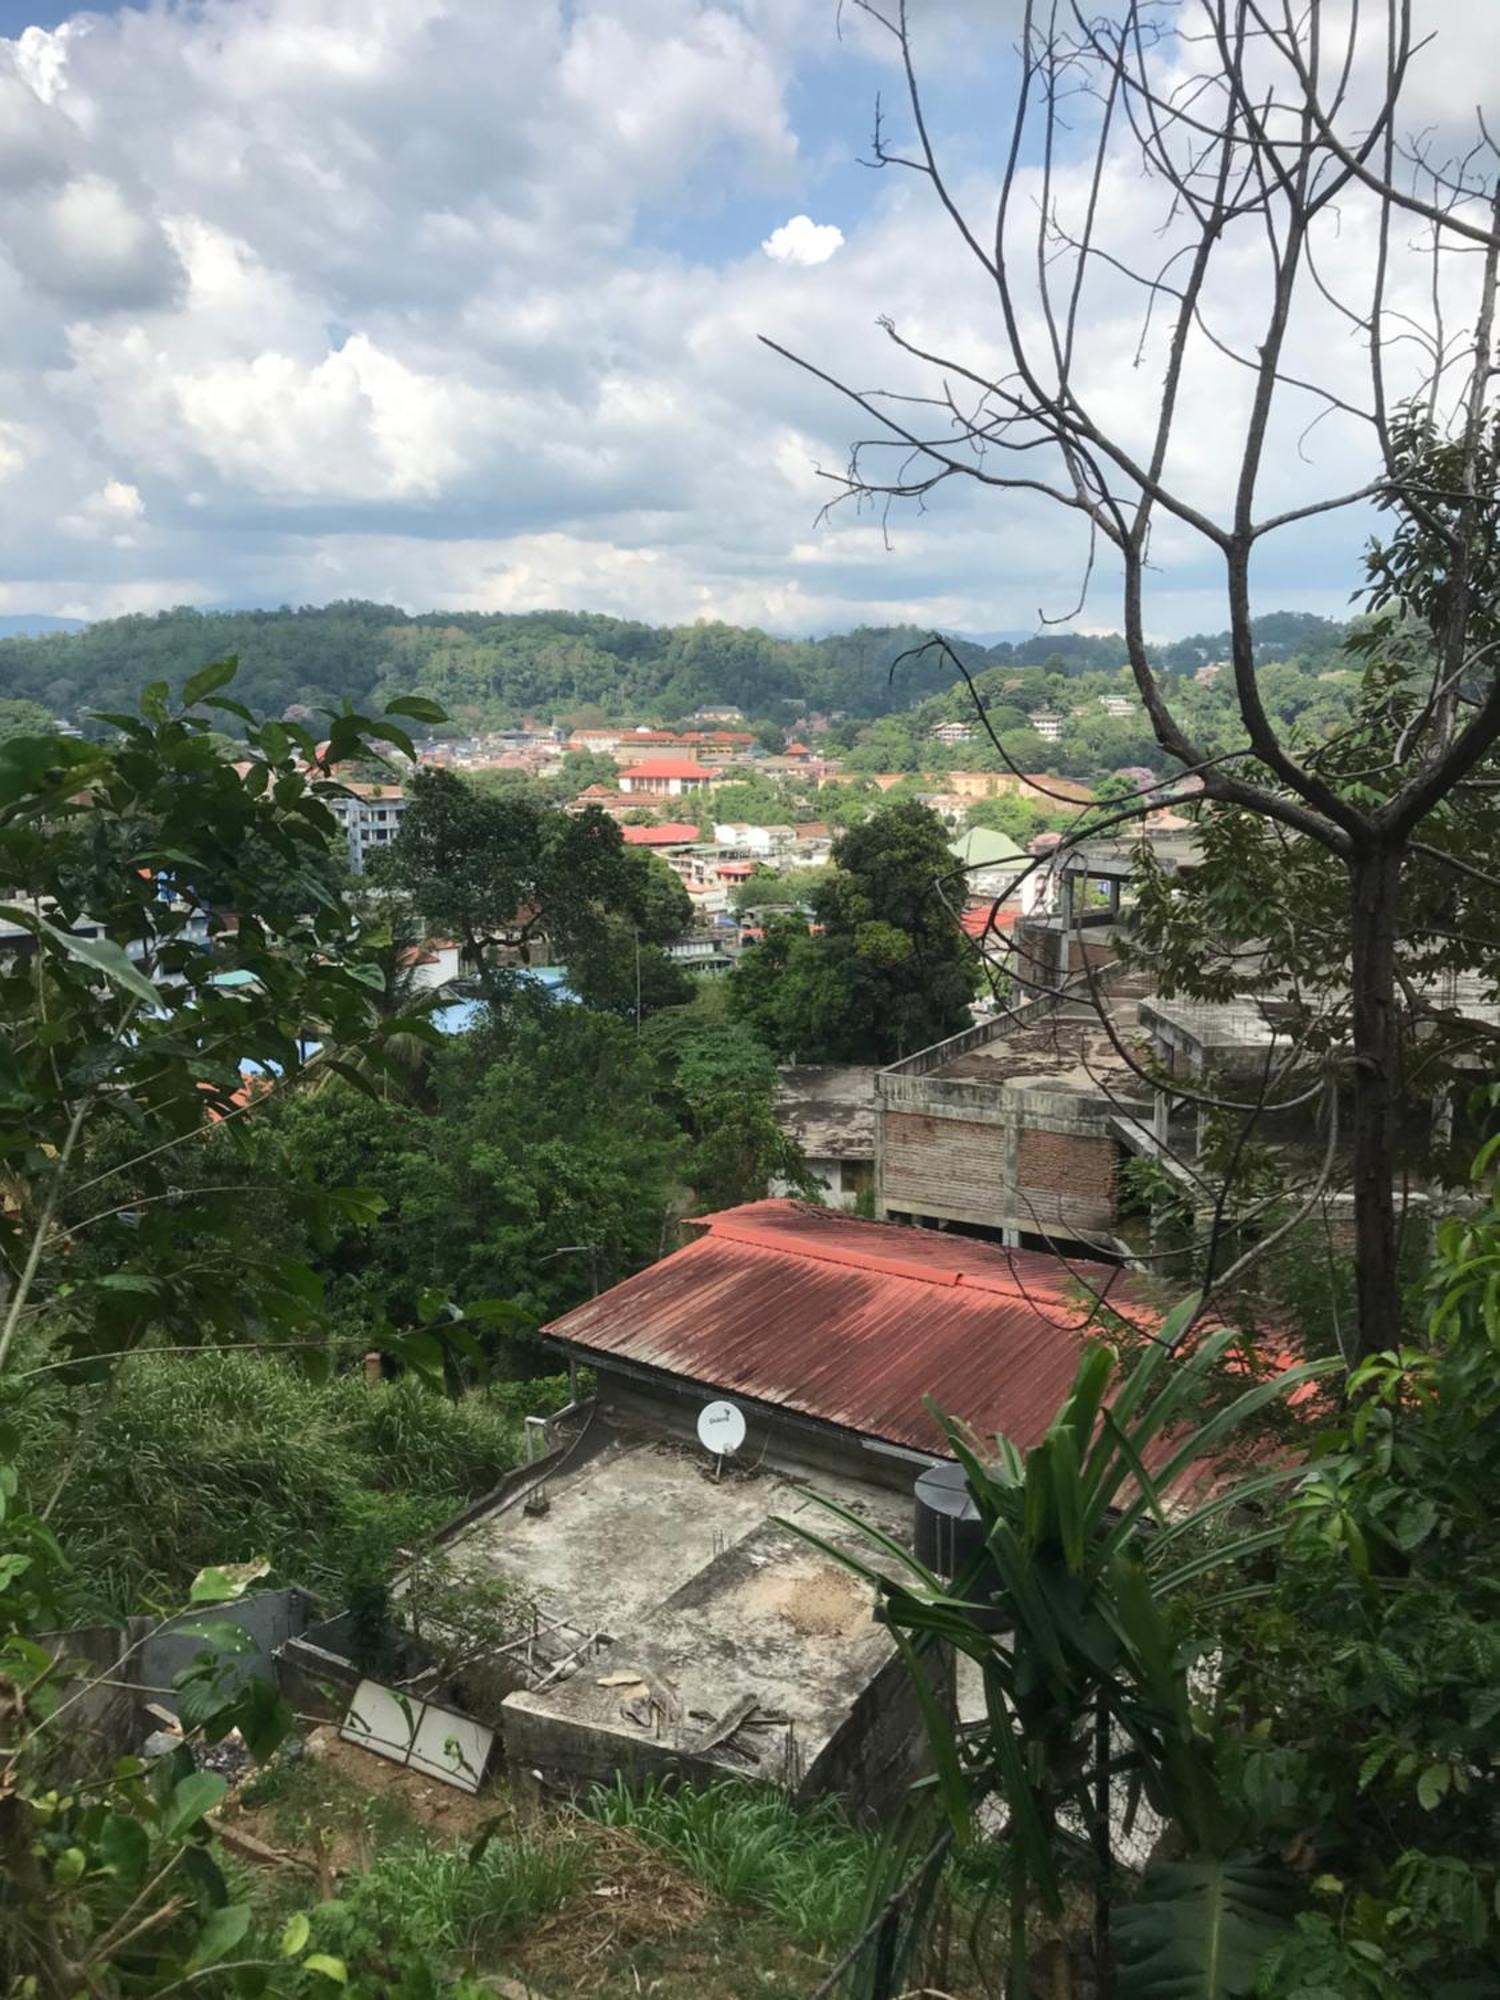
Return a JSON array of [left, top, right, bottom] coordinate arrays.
[[1347, 845, 1404, 1363]]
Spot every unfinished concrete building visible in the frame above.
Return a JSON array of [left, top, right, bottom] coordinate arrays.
[[874, 835, 1203, 1257], [875, 995, 1152, 1254], [411, 1202, 1154, 1820]]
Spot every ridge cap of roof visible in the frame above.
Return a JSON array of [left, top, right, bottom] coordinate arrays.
[[695, 1206, 1068, 1301]]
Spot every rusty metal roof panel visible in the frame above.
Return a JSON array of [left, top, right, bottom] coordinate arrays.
[[542, 1200, 1158, 1458]]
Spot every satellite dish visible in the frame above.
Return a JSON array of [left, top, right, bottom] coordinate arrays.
[[697, 1398, 746, 1458]]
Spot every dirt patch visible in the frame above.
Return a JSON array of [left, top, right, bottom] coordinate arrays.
[[737, 1561, 872, 1639], [526, 1825, 710, 1970], [222, 1725, 508, 1878], [306, 1726, 502, 1836]]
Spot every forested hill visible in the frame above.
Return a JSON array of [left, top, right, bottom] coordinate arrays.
[[0, 600, 1347, 730]]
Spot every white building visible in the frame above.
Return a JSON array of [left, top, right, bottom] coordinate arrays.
[[1032, 709, 1068, 741], [930, 719, 975, 745], [329, 785, 408, 872], [618, 758, 714, 798]]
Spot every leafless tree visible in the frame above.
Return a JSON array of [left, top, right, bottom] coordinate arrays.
[[768, 0, 1500, 1360]]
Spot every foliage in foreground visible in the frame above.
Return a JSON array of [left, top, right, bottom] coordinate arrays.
[[814, 1143, 1500, 1998], [0, 666, 503, 1993]]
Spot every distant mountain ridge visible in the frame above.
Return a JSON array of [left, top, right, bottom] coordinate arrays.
[[0, 600, 1345, 731], [0, 614, 87, 639]]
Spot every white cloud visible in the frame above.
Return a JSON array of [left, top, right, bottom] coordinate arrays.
[[0, 0, 1486, 640], [761, 213, 844, 267], [7, 169, 182, 309], [60, 477, 146, 545]]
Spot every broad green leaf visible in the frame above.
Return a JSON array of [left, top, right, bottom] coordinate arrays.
[[384, 695, 447, 722], [97, 1810, 149, 1885], [183, 658, 239, 706], [171, 1619, 258, 1654], [281, 1912, 311, 1957], [201, 693, 257, 725], [0, 907, 160, 1007], [461, 1296, 533, 1328], [189, 1556, 271, 1605], [368, 720, 417, 760], [321, 1184, 387, 1224], [304, 1953, 349, 1984], [0, 1554, 32, 1592], [187, 1899, 252, 1970], [1417, 1762, 1451, 1810], [231, 1675, 295, 1761], [1114, 1853, 1292, 1999], [161, 1770, 228, 1841]]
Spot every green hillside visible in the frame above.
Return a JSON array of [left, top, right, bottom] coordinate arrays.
[[0, 600, 1344, 733]]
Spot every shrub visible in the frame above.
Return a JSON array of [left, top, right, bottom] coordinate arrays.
[[27, 1350, 524, 1608]]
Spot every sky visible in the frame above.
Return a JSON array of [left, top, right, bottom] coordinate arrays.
[[0, 0, 1492, 639]]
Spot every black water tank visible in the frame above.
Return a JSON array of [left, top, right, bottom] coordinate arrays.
[[913, 1461, 1008, 1631], [914, 1460, 985, 1575]]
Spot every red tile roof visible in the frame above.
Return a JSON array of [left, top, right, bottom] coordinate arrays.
[[620, 758, 714, 781], [542, 1199, 1161, 1458], [960, 902, 1021, 939], [621, 822, 701, 846]]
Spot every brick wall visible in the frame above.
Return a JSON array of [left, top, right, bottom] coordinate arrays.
[[1017, 1127, 1118, 1216], [881, 1110, 1120, 1232]]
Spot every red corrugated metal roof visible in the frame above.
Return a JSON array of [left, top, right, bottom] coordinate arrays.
[[542, 1199, 1162, 1458]]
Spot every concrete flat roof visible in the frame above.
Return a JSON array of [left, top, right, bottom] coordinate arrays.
[[928, 1004, 1149, 1106], [1140, 996, 1290, 1053], [443, 1428, 911, 1787]]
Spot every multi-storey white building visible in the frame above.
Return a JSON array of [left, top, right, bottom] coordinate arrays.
[[329, 784, 408, 872]]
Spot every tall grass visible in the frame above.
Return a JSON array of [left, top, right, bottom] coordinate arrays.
[[315, 1830, 589, 1967], [23, 1350, 551, 1609], [589, 1778, 874, 1949]]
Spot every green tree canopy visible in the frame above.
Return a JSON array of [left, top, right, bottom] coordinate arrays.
[[730, 803, 976, 1062], [0, 697, 53, 745], [375, 767, 671, 966]]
